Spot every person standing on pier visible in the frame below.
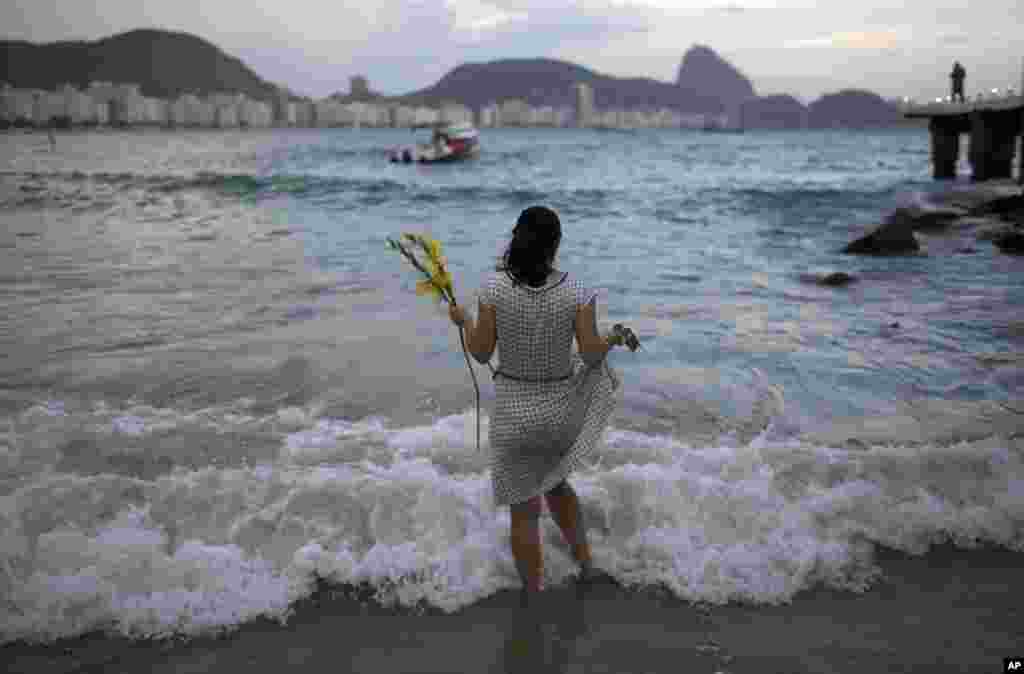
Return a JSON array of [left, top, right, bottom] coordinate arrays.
[[950, 62, 966, 103]]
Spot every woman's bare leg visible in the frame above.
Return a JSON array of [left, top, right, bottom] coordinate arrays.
[[510, 496, 544, 594], [544, 480, 593, 573]]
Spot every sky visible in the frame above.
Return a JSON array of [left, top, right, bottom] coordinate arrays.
[[2, 1, 1022, 102]]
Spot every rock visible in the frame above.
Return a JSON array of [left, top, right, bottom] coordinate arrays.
[[977, 223, 1019, 241], [992, 230, 1024, 255], [955, 246, 977, 254], [799, 271, 857, 287], [966, 191, 1024, 217], [842, 220, 919, 255], [885, 207, 962, 232]]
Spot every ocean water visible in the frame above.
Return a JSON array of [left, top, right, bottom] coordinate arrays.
[[0, 128, 1021, 644]]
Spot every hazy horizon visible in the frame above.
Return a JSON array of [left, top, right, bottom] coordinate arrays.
[[2, 1, 1021, 103]]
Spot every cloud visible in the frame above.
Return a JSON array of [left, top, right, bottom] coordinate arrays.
[[449, 2, 653, 44], [937, 32, 969, 46], [0, 0, 1018, 101], [784, 30, 903, 50]]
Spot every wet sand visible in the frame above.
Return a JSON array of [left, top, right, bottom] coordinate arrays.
[[3, 543, 1021, 674]]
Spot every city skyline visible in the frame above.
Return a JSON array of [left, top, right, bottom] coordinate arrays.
[[1, 1, 1021, 103]]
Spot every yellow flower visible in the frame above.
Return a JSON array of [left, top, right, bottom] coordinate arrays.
[[416, 278, 446, 303], [392, 233, 456, 304]]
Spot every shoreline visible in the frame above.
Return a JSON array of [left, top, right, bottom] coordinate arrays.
[[3, 543, 1021, 673]]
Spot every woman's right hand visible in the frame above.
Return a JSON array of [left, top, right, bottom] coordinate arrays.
[[611, 324, 640, 351]]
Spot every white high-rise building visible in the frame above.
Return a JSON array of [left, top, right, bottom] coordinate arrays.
[[2, 89, 36, 124], [574, 82, 594, 127], [62, 86, 95, 125], [412, 106, 440, 126], [315, 100, 346, 127], [477, 103, 500, 128], [499, 99, 531, 126], [33, 91, 67, 126], [439, 102, 472, 124], [143, 98, 168, 125], [239, 100, 273, 128], [215, 104, 239, 128], [391, 105, 417, 128], [294, 101, 315, 127], [93, 101, 110, 126]]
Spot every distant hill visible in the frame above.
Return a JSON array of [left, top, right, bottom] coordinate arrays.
[[741, 95, 807, 129], [807, 89, 901, 128], [400, 57, 730, 115], [675, 45, 755, 112], [0, 29, 281, 101]]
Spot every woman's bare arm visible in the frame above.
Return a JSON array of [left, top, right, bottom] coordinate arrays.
[[576, 299, 619, 366]]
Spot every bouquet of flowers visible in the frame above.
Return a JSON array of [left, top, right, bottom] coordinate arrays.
[[387, 233, 492, 451], [386, 233, 455, 305]]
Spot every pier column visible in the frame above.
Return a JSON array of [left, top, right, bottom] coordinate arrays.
[[970, 111, 1018, 181], [929, 118, 959, 179], [969, 112, 991, 181], [1019, 57, 1024, 184], [1019, 109, 1024, 185]]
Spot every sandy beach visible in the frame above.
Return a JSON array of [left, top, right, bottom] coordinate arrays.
[[3, 542, 1020, 674]]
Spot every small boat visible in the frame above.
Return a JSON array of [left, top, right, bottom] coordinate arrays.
[[390, 122, 481, 163]]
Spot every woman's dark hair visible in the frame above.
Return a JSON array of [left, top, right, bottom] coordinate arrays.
[[498, 206, 562, 287]]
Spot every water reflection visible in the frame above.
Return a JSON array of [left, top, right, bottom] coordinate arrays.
[[498, 584, 593, 673]]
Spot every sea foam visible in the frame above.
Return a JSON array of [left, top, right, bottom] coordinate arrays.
[[1, 398, 1021, 644]]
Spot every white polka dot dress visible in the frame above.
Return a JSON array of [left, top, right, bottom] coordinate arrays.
[[479, 269, 621, 507]]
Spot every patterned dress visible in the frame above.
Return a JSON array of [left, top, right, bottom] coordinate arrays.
[[479, 268, 621, 506]]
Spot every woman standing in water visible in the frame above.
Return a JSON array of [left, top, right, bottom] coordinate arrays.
[[449, 205, 623, 605]]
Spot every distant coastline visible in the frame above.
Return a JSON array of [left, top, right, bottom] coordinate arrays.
[[2, 29, 913, 132]]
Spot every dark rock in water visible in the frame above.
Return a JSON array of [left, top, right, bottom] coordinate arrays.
[[885, 207, 962, 232], [993, 231, 1024, 255], [977, 223, 1019, 242], [821, 272, 857, 286], [879, 322, 901, 337], [842, 219, 919, 255], [956, 246, 977, 254], [799, 272, 857, 287], [966, 192, 1024, 217]]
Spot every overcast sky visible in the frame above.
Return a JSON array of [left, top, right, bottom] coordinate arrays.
[[3, 1, 1021, 102]]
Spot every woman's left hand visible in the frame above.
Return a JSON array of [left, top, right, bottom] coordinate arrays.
[[449, 304, 468, 328]]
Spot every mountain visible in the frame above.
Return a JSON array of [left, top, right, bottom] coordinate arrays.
[[675, 45, 755, 111], [740, 95, 807, 129], [400, 58, 729, 114], [0, 29, 281, 101], [807, 89, 902, 128], [1, 29, 909, 127]]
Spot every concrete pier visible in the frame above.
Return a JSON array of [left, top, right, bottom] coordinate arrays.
[[905, 95, 1024, 182], [969, 110, 1020, 181], [928, 119, 959, 179]]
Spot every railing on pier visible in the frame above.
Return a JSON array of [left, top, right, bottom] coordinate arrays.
[[900, 93, 1024, 117]]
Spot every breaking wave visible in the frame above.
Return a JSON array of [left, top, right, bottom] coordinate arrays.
[[1, 397, 1021, 644]]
